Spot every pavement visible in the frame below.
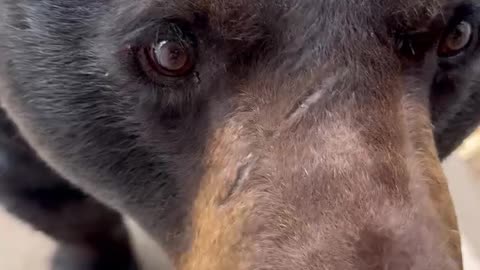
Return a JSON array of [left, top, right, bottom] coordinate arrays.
[[0, 153, 479, 270]]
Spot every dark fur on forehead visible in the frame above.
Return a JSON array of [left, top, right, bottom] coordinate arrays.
[[108, 0, 271, 44], [112, 0, 444, 45]]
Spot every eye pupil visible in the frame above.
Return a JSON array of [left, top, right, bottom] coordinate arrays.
[[140, 39, 194, 78], [156, 41, 189, 71], [438, 21, 473, 57], [447, 22, 471, 49]]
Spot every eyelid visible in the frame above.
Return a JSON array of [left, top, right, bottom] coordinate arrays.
[[395, 30, 438, 58]]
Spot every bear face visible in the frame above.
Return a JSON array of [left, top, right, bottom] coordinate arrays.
[[1, 0, 480, 269]]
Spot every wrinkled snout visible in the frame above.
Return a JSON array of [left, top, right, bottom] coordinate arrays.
[[176, 70, 462, 270]]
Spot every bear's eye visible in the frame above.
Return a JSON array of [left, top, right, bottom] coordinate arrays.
[[438, 21, 473, 57], [139, 40, 195, 78]]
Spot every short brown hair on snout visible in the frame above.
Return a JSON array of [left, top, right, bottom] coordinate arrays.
[[4, 0, 480, 269], [178, 72, 461, 270], [173, 1, 462, 269]]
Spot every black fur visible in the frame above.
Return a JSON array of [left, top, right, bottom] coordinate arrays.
[[0, 110, 138, 270], [0, 0, 480, 269]]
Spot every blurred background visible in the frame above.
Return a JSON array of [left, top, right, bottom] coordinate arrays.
[[1, 129, 480, 269]]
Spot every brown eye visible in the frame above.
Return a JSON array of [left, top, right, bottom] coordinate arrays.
[[438, 21, 473, 57], [142, 40, 194, 77]]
